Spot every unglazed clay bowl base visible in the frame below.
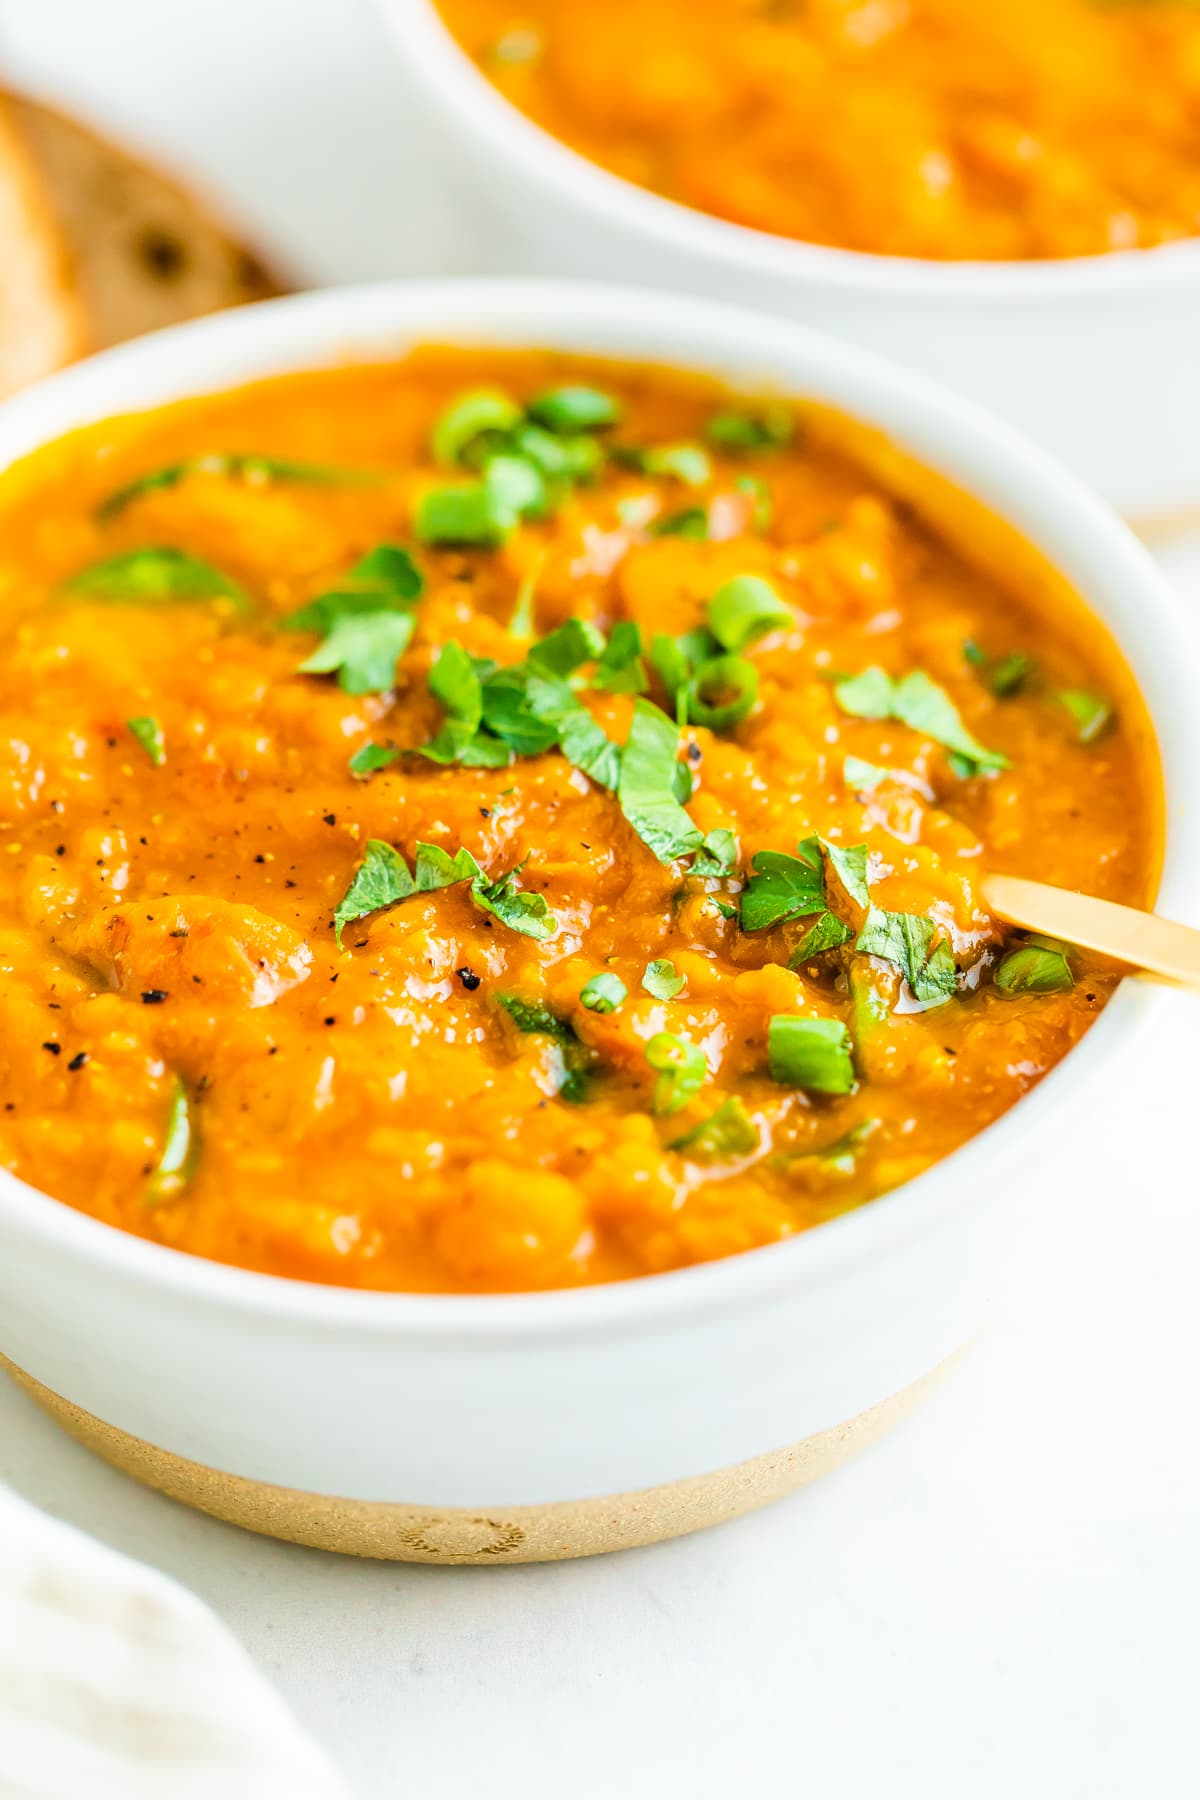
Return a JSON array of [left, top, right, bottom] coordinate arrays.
[[3, 1356, 936, 1564]]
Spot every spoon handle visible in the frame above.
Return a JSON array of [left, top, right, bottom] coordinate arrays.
[[981, 874, 1200, 992]]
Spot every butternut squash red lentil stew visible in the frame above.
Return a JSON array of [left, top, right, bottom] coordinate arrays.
[[0, 351, 1158, 1291], [438, 0, 1200, 261]]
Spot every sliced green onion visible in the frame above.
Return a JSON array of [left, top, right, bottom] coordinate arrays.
[[767, 1016, 856, 1095], [707, 575, 792, 652]]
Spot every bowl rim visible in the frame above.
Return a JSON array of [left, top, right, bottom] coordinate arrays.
[[0, 275, 1196, 1343], [385, 0, 1200, 301]]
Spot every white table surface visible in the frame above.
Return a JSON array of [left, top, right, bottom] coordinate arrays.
[[0, 4, 1197, 1796]]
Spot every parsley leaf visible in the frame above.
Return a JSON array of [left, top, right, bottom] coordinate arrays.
[[995, 936, 1074, 994], [645, 1032, 708, 1115], [616, 699, 704, 864], [739, 839, 827, 932], [855, 907, 957, 1006], [692, 827, 737, 878], [287, 545, 424, 695], [643, 959, 686, 1000], [767, 1016, 856, 1094], [471, 861, 557, 940], [593, 620, 648, 694], [669, 1095, 759, 1158], [788, 911, 852, 966], [822, 839, 871, 908], [495, 993, 590, 1100], [63, 547, 250, 612], [348, 742, 400, 778], [835, 666, 1009, 777], [127, 716, 165, 766], [418, 641, 489, 763], [333, 839, 415, 945]]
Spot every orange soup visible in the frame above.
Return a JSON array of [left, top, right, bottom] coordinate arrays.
[[438, 0, 1200, 260], [0, 351, 1158, 1291]]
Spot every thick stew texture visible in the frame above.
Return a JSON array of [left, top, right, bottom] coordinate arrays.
[[438, 0, 1200, 260], [0, 351, 1158, 1290]]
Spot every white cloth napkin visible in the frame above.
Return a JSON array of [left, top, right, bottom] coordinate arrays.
[[0, 1482, 347, 1800]]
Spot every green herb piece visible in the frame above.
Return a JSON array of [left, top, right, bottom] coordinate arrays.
[[504, 423, 603, 483], [62, 547, 250, 611], [348, 743, 400, 778], [844, 755, 897, 793], [286, 544, 424, 695], [415, 456, 537, 547], [495, 992, 589, 1100], [692, 827, 737, 878], [669, 1095, 759, 1159], [995, 936, 1074, 994], [526, 616, 605, 678], [645, 1032, 707, 1115], [471, 861, 557, 940], [855, 907, 957, 1006], [507, 562, 540, 640], [97, 453, 380, 521], [735, 473, 774, 532], [649, 506, 709, 540], [615, 443, 712, 487], [432, 388, 523, 466], [834, 666, 1009, 777], [145, 1077, 197, 1206], [707, 575, 792, 651], [593, 620, 648, 694], [686, 653, 758, 731], [739, 839, 827, 933], [642, 959, 686, 1000], [418, 641, 489, 764], [527, 386, 621, 434], [705, 406, 793, 452], [580, 972, 627, 1013], [333, 839, 416, 946], [788, 911, 852, 966], [833, 666, 896, 720], [523, 674, 623, 789], [127, 716, 165, 766], [413, 842, 482, 890], [822, 839, 871, 908], [767, 1016, 856, 1095], [799, 1118, 880, 1176], [1057, 689, 1113, 744], [616, 699, 704, 864], [963, 640, 1036, 698]]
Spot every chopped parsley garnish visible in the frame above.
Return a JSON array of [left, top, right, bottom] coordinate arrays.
[[669, 1095, 759, 1159], [963, 640, 1036, 697], [285, 544, 424, 695], [995, 936, 1074, 994], [495, 993, 590, 1101], [127, 716, 165, 766], [834, 666, 1009, 778], [692, 827, 737, 878], [767, 1016, 856, 1095], [1057, 689, 1113, 743], [823, 839, 871, 907], [593, 621, 649, 693], [527, 386, 621, 434], [642, 959, 685, 1000], [580, 972, 627, 1013], [705, 406, 793, 452], [418, 642, 499, 765], [96, 452, 381, 521], [789, 911, 852, 966], [348, 743, 400, 778], [844, 755, 899, 793], [650, 506, 709, 540], [707, 575, 793, 651], [614, 443, 712, 487], [855, 907, 957, 1006], [616, 699, 704, 864], [333, 838, 556, 946], [645, 1032, 707, 1115], [739, 841, 827, 932], [145, 1077, 196, 1206], [63, 547, 251, 612]]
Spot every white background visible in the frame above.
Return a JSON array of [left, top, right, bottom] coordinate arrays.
[[0, 3, 1198, 1796]]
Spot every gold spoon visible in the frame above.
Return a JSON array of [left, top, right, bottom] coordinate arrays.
[[982, 874, 1200, 992]]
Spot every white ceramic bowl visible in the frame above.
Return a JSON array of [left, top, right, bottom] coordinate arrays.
[[379, 0, 1200, 525], [0, 280, 1197, 1564]]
